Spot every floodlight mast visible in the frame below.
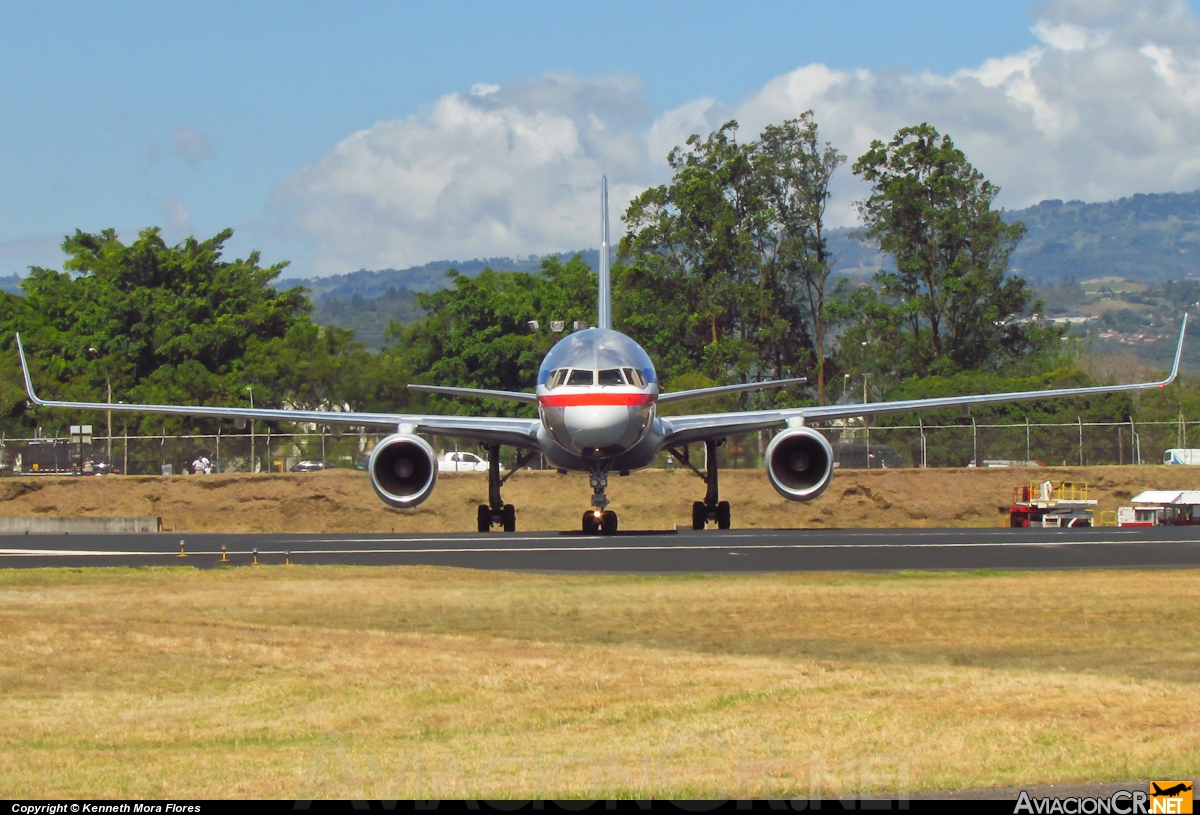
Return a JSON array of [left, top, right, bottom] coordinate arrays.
[[598, 176, 612, 330]]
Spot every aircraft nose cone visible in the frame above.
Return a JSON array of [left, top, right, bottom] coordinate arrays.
[[565, 405, 629, 449]]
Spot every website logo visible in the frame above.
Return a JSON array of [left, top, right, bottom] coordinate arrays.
[[1150, 781, 1193, 815]]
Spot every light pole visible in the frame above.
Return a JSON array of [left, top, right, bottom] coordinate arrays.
[[245, 385, 254, 473], [842, 373, 850, 403], [88, 348, 112, 466], [863, 373, 872, 469]]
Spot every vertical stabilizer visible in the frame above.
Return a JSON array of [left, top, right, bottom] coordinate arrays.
[[598, 176, 612, 330]]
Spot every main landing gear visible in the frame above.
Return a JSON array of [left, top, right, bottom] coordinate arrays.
[[668, 439, 731, 530], [477, 445, 538, 533], [581, 468, 618, 534]]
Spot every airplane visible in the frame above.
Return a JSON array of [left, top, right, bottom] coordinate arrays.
[[1151, 783, 1192, 797], [14, 178, 1190, 534]]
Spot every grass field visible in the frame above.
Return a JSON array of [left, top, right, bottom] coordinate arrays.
[[0, 565, 1197, 797], [5, 464, 1200, 533]]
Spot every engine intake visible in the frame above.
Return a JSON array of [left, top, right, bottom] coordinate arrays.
[[368, 433, 438, 508], [765, 426, 834, 502]]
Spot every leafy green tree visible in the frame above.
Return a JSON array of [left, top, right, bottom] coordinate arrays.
[[755, 113, 845, 404], [0, 227, 375, 435], [845, 124, 1059, 381], [618, 119, 832, 400], [396, 255, 597, 416], [618, 122, 767, 386]]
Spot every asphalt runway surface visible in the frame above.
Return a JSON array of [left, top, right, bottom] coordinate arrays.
[[1, 525, 1199, 571]]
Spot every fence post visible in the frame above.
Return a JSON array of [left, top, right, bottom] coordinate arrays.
[[1026, 417, 1031, 465], [1078, 417, 1083, 467], [971, 417, 977, 467], [919, 418, 926, 468]]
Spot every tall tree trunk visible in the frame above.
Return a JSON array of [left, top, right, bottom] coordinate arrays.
[[816, 328, 826, 406]]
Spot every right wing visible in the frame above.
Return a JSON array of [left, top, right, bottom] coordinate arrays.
[[662, 314, 1188, 447], [15, 334, 541, 450]]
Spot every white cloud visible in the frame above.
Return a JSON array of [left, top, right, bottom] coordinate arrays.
[[688, 0, 1200, 223], [279, 0, 1200, 273], [162, 198, 191, 242], [276, 74, 653, 274], [169, 126, 214, 166]]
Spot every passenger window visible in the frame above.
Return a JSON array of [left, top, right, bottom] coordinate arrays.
[[598, 368, 625, 386], [567, 369, 595, 386]]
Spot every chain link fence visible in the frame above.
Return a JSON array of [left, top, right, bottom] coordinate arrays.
[[1, 418, 1195, 475], [708, 418, 1192, 470]]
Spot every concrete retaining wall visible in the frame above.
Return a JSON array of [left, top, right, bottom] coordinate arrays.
[[0, 516, 161, 534]]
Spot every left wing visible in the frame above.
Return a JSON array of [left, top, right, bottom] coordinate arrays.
[[657, 378, 806, 406], [14, 334, 541, 450], [663, 315, 1188, 447], [407, 384, 538, 404]]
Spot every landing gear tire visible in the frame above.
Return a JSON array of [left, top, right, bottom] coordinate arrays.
[[600, 510, 618, 535], [716, 501, 731, 530], [477, 504, 490, 533], [501, 503, 516, 532], [692, 501, 706, 530], [582, 511, 600, 534]]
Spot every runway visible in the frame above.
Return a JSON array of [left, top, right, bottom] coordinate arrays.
[[1, 525, 1199, 571]]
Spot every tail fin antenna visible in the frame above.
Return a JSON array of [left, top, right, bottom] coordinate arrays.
[[598, 176, 612, 330]]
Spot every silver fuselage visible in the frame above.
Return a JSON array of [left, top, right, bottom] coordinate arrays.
[[534, 328, 664, 471]]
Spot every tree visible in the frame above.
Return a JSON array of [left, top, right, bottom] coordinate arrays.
[[755, 113, 845, 404], [396, 255, 597, 416], [847, 124, 1058, 381], [618, 122, 768, 386], [618, 119, 837, 401], [0, 227, 371, 435]]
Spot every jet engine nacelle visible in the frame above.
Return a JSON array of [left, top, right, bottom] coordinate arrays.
[[765, 426, 834, 502], [368, 433, 438, 508]]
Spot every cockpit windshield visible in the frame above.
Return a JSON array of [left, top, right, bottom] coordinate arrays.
[[545, 366, 653, 390], [538, 329, 657, 391]]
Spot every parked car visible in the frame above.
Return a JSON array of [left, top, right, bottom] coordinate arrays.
[[290, 460, 332, 472], [438, 451, 504, 473]]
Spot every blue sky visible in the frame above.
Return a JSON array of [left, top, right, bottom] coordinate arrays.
[[3, 1, 1199, 277]]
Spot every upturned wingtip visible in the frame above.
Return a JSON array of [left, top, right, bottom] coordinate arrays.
[[14, 333, 43, 405], [1166, 313, 1188, 385]]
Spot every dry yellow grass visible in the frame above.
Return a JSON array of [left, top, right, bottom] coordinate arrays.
[[0, 566, 1197, 797], [3, 464, 1200, 533]]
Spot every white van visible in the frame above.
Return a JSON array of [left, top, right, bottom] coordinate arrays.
[[1163, 449, 1200, 465], [438, 451, 505, 473]]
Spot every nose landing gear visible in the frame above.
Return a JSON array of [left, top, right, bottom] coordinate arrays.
[[581, 468, 618, 534], [670, 439, 731, 530], [582, 509, 618, 534]]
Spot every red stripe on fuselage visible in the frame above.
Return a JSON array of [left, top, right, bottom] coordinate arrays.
[[538, 393, 655, 407]]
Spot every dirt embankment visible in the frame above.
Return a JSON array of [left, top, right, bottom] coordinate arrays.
[[1, 465, 1198, 533]]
